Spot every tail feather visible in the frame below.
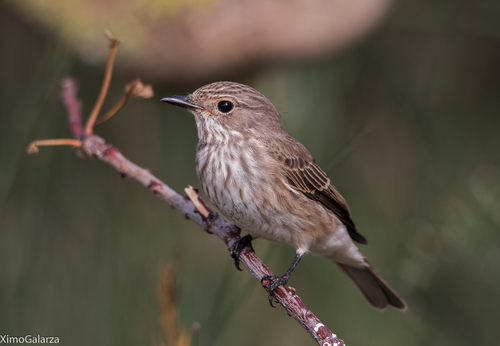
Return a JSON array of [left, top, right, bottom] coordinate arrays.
[[336, 262, 407, 311]]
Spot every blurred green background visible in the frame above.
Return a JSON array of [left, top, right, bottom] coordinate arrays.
[[1, 0, 500, 345]]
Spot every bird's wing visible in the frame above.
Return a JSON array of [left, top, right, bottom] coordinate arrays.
[[270, 141, 367, 244]]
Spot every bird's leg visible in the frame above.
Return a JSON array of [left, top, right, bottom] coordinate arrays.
[[261, 251, 306, 307], [230, 234, 254, 271]]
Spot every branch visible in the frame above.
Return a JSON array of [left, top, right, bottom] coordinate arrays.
[[69, 81, 345, 346], [94, 79, 154, 127], [84, 32, 121, 135], [27, 37, 346, 345], [60, 78, 84, 138], [26, 139, 82, 154]]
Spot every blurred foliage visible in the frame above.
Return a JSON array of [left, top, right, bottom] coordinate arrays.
[[4, 0, 391, 82], [1, 0, 500, 346], [5, 0, 214, 59], [157, 260, 194, 346]]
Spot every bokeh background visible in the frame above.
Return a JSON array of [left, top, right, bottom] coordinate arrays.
[[1, 0, 500, 345]]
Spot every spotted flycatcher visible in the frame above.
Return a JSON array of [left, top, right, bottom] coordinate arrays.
[[162, 81, 407, 310]]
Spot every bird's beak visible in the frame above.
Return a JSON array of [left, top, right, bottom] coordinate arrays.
[[160, 95, 204, 110]]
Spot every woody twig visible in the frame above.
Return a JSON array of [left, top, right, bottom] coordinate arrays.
[[26, 32, 152, 154], [27, 35, 345, 346], [84, 31, 120, 134]]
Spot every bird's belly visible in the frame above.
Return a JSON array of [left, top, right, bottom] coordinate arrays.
[[195, 143, 360, 258], [196, 144, 299, 245]]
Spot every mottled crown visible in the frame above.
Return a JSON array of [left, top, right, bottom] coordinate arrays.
[[193, 81, 262, 100], [187, 81, 284, 135], [191, 82, 281, 115]]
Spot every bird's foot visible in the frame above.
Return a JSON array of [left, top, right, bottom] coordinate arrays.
[[260, 274, 290, 308], [229, 234, 253, 271]]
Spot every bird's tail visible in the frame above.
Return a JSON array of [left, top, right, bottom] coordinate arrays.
[[336, 261, 407, 311]]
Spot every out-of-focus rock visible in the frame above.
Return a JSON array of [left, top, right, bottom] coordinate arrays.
[[8, 0, 392, 82]]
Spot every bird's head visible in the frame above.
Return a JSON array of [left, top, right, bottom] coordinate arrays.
[[161, 81, 283, 142]]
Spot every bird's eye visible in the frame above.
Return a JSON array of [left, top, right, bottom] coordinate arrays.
[[217, 100, 234, 113]]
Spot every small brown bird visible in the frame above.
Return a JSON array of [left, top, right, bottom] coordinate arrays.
[[162, 81, 407, 310]]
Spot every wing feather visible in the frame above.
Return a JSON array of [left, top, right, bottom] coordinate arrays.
[[272, 148, 367, 244]]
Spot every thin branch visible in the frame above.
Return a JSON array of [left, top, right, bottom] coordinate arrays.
[[61, 78, 346, 346], [27, 36, 346, 345], [84, 31, 120, 134], [185, 186, 210, 219], [94, 94, 128, 127], [94, 79, 153, 127], [26, 139, 82, 154], [60, 78, 84, 138]]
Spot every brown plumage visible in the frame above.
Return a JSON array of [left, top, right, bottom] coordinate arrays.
[[274, 143, 368, 245], [162, 81, 407, 311]]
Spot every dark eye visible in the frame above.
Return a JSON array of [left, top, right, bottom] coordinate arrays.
[[217, 100, 234, 113]]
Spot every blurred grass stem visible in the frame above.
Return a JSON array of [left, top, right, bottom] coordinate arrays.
[[325, 123, 369, 172]]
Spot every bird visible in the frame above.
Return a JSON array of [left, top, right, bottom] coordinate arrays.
[[161, 81, 407, 311]]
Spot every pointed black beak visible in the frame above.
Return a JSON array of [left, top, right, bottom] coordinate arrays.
[[160, 95, 204, 110]]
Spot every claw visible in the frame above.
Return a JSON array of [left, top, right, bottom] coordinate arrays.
[[260, 251, 306, 307], [230, 234, 253, 271], [261, 274, 289, 307]]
